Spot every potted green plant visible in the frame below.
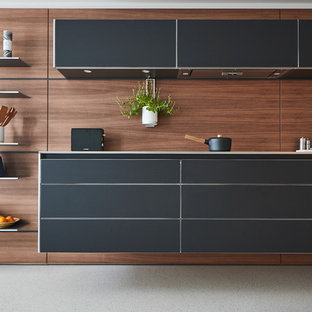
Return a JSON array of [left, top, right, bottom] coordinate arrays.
[[116, 79, 175, 127]]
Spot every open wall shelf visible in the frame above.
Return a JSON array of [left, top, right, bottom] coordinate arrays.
[[0, 223, 36, 232], [0, 91, 27, 98], [0, 143, 19, 146], [0, 57, 28, 67], [0, 177, 19, 180]]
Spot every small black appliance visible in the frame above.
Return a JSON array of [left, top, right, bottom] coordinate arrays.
[[71, 128, 104, 151]]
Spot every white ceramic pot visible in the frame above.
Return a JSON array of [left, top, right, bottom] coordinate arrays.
[[142, 106, 158, 127], [0, 127, 4, 143]]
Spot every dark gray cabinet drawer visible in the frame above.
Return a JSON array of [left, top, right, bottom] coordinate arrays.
[[55, 20, 176, 68], [182, 220, 312, 253], [183, 185, 312, 218], [178, 20, 297, 67], [41, 185, 180, 218], [40, 220, 179, 252], [182, 160, 312, 184], [41, 159, 180, 183]]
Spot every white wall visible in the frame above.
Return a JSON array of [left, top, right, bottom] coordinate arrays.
[[1, 265, 312, 312]]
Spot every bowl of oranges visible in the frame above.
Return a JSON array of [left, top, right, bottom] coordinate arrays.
[[0, 216, 20, 228]]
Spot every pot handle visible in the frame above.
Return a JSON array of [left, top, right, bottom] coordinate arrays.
[[185, 134, 206, 144]]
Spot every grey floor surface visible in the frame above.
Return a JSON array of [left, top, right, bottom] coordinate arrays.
[[1, 265, 312, 312]]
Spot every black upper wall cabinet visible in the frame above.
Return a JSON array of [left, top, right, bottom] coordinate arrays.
[[54, 19, 176, 68], [299, 20, 312, 67], [178, 20, 298, 68]]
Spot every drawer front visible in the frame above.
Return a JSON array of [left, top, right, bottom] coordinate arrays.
[[41, 159, 180, 183], [182, 159, 312, 184], [182, 220, 312, 253], [40, 220, 179, 252], [183, 185, 312, 218], [41, 185, 180, 218]]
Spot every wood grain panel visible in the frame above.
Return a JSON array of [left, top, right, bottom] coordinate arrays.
[[0, 80, 47, 151], [0, 153, 38, 231], [281, 80, 312, 151], [49, 9, 279, 78], [281, 254, 312, 265], [0, 233, 45, 264], [48, 80, 280, 152], [0, 9, 48, 78], [48, 253, 280, 265], [281, 9, 312, 19]]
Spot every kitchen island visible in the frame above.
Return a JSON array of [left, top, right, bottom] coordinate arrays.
[[39, 152, 312, 254]]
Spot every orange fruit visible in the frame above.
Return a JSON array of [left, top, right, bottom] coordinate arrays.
[[0, 216, 8, 223], [6, 216, 14, 222]]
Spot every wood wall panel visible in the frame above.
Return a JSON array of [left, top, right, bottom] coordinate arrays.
[[281, 80, 312, 151], [48, 80, 280, 152], [281, 9, 312, 19], [0, 80, 47, 151], [0, 233, 45, 264], [0, 9, 48, 78], [48, 253, 280, 265], [48, 9, 279, 78], [0, 153, 38, 231], [281, 255, 312, 265]]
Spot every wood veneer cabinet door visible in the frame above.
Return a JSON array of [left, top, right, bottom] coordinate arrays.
[[0, 80, 47, 151], [0, 233, 46, 264], [0, 9, 48, 78]]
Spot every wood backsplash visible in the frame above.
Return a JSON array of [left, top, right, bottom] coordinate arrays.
[[49, 80, 280, 151]]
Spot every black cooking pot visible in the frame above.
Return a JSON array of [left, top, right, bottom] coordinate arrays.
[[207, 136, 232, 151], [185, 134, 232, 151]]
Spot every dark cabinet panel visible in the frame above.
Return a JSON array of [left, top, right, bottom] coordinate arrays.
[[54, 19, 176, 68], [178, 20, 297, 67], [41, 159, 180, 183], [40, 220, 179, 252], [182, 220, 312, 253], [299, 20, 312, 67], [41, 185, 180, 218], [183, 185, 312, 218], [182, 159, 312, 184]]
